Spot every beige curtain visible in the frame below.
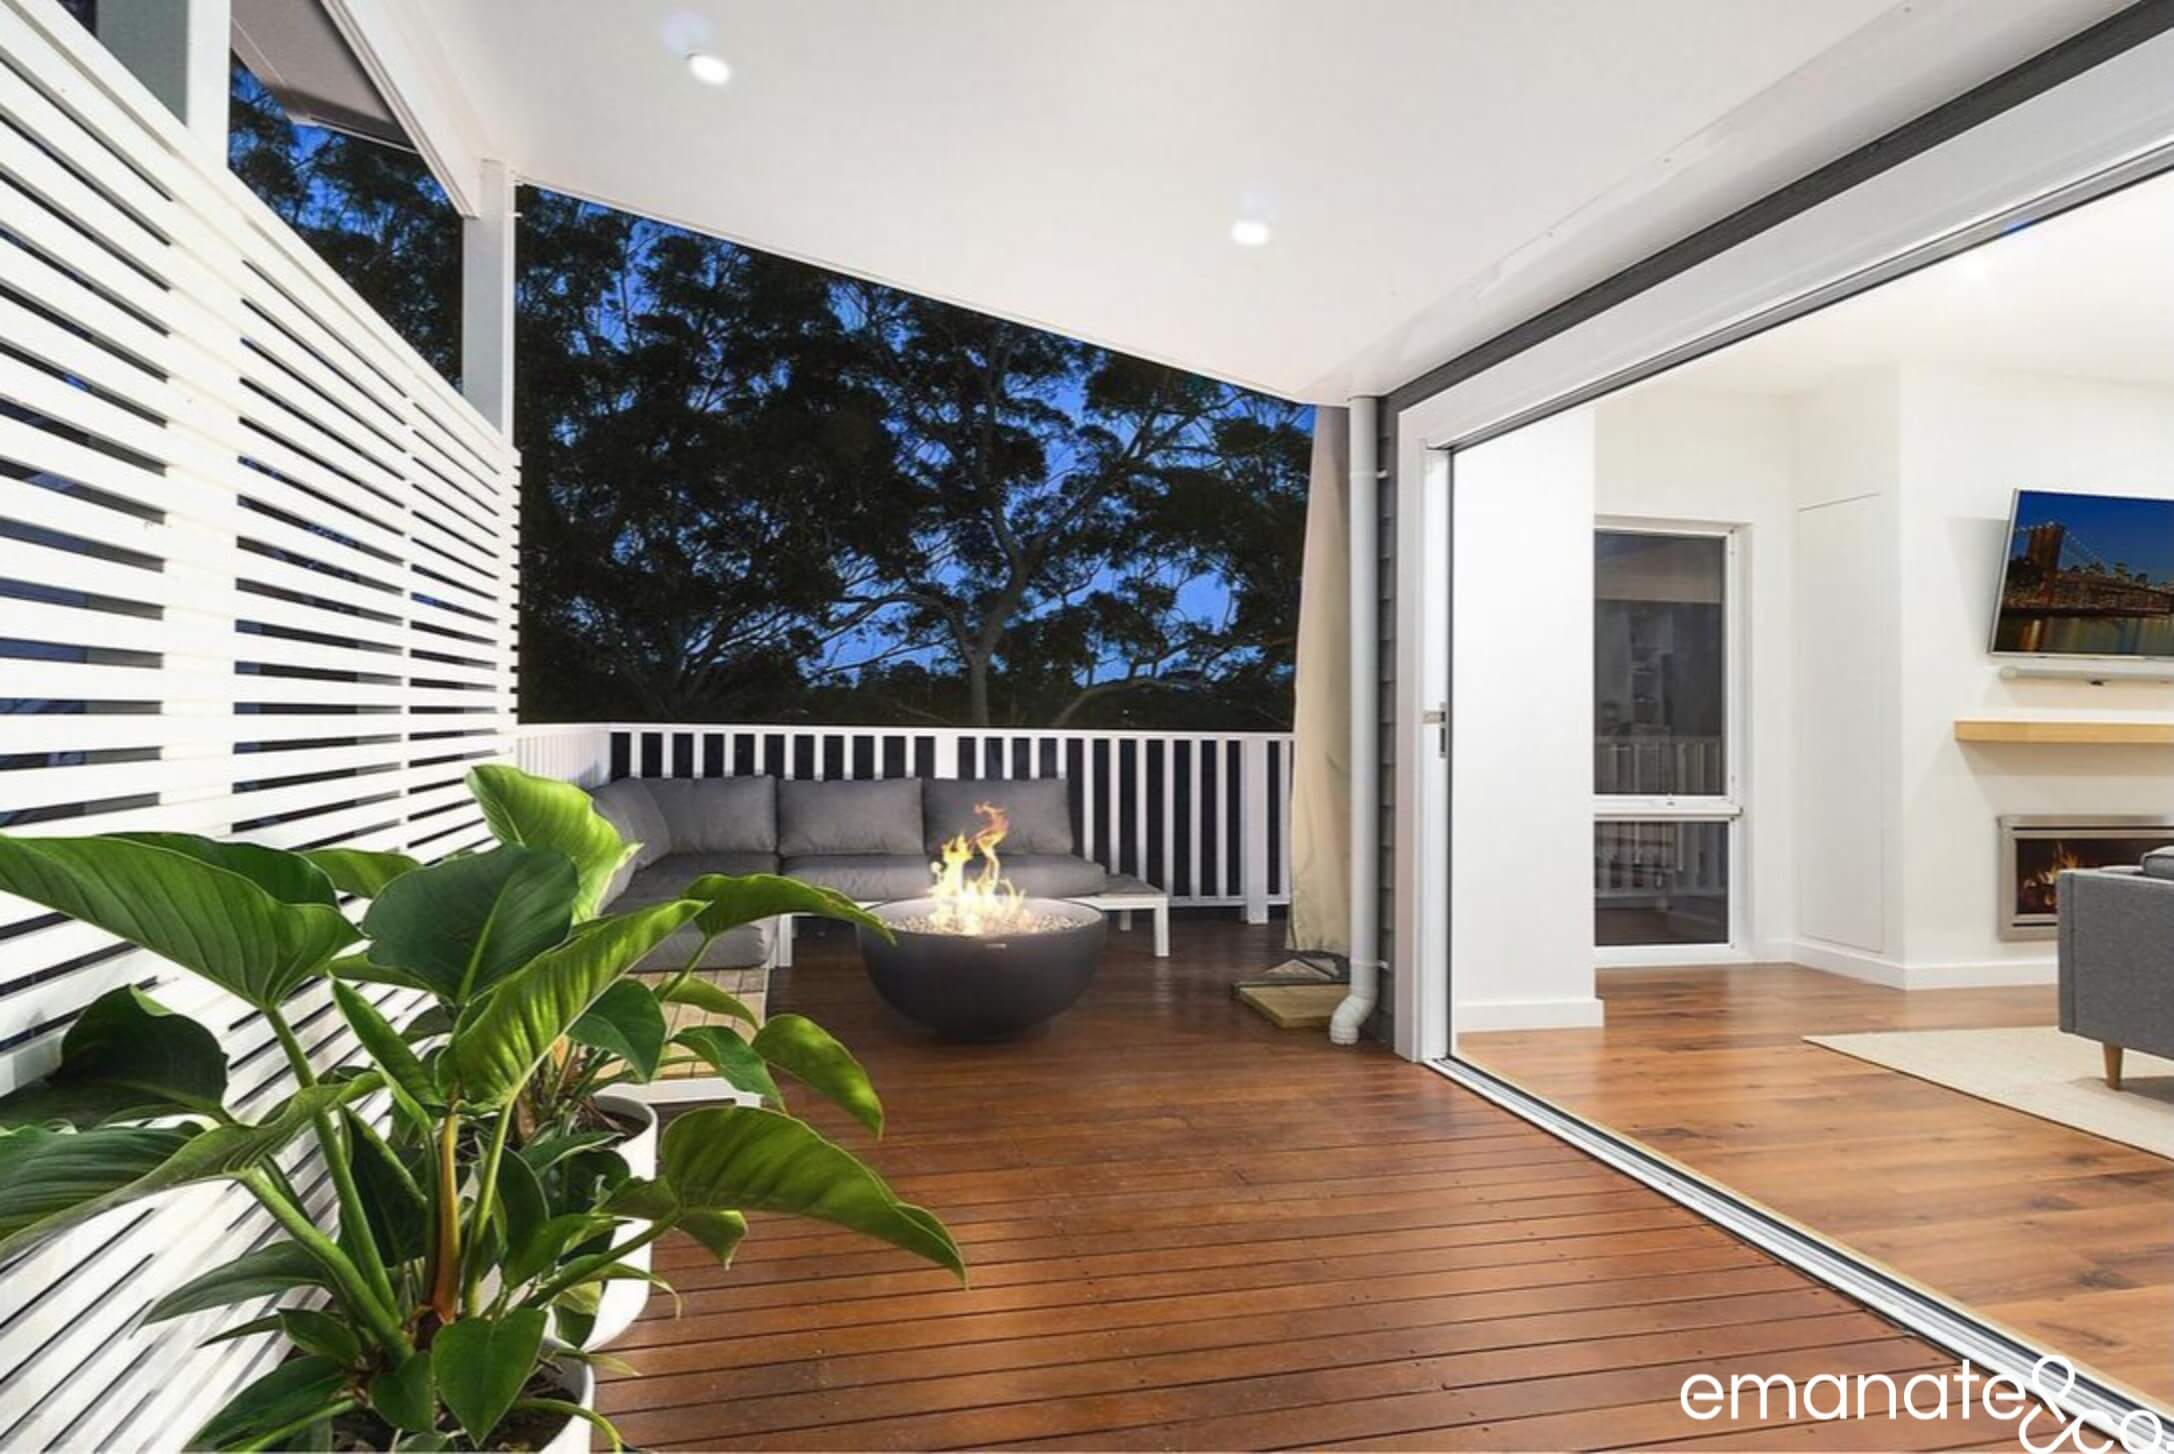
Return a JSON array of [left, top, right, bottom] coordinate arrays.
[[1286, 406, 1350, 954]]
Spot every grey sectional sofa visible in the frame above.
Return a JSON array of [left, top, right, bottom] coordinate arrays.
[[2057, 846, 2174, 1090], [588, 774, 1167, 967]]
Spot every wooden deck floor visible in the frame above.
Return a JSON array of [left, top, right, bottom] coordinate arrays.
[[1463, 965, 2174, 1418], [597, 923, 2038, 1451]]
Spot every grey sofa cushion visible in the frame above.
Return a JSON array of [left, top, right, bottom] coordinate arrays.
[[618, 852, 781, 895], [984, 853, 1109, 896], [2143, 847, 2174, 880], [924, 777, 1074, 855], [782, 854, 934, 902], [616, 859, 770, 968], [589, 779, 670, 907], [646, 777, 778, 854], [778, 779, 924, 856]]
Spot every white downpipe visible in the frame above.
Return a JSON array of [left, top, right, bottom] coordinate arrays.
[[1331, 396, 1381, 1045]]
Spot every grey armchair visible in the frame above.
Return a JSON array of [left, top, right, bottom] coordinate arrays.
[[2057, 847, 2174, 1090]]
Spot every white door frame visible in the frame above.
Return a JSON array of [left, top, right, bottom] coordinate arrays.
[[1388, 25, 2174, 1063]]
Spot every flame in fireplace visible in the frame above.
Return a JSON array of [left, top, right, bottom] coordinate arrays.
[[928, 802, 1027, 935], [2019, 841, 2084, 917]]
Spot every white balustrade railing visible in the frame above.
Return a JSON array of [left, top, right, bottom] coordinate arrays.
[[516, 721, 1296, 919], [1594, 735, 1726, 797]]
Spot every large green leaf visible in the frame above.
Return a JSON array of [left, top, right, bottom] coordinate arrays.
[[344, 1111, 428, 1267], [653, 1107, 963, 1278], [752, 1014, 883, 1136], [467, 764, 634, 921], [190, 1355, 349, 1452], [368, 1353, 436, 1436], [0, 1077, 377, 1260], [655, 976, 758, 1026], [361, 846, 578, 1006], [671, 1026, 782, 1106], [330, 982, 438, 1123], [432, 1309, 546, 1448], [678, 1208, 747, 1267], [568, 980, 666, 1082], [144, 1240, 326, 1324], [0, 834, 356, 1011], [326, 953, 432, 992], [0, 987, 228, 1129], [446, 900, 702, 1107], [683, 872, 892, 942], [269, 1306, 364, 1365], [114, 834, 336, 908], [301, 847, 420, 899]]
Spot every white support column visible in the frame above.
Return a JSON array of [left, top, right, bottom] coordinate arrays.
[[98, 0, 229, 154], [461, 159, 518, 438], [1240, 736, 1271, 924]]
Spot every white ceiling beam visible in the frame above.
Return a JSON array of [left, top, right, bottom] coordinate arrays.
[[318, 0, 489, 216]]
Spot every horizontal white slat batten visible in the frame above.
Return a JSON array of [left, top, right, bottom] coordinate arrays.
[[407, 485, 506, 560], [1, 742, 432, 815], [411, 434, 507, 515], [0, 5, 519, 1445], [0, 715, 408, 752], [408, 530, 514, 590]]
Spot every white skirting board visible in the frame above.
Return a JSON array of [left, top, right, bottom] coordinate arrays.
[[1789, 938, 2057, 990]]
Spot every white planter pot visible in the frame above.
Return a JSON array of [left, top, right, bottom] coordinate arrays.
[[584, 1092, 658, 1349], [539, 1357, 598, 1454]]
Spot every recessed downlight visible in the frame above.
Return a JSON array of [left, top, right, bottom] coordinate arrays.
[[687, 51, 732, 86], [1229, 219, 1271, 247]]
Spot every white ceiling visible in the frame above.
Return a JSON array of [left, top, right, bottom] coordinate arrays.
[[1661, 165, 2174, 398], [349, 0, 2129, 402]]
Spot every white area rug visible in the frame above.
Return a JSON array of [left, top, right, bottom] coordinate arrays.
[[1805, 1026, 2174, 1160]]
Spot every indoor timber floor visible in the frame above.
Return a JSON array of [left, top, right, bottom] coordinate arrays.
[[1464, 964, 2174, 1418], [596, 924, 2057, 1450]]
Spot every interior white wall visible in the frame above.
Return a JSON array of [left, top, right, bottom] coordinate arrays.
[[1891, 364, 2174, 982], [1450, 411, 1604, 1034], [1594, 387, 1797, 960], [1789, 368, 1906, 974]]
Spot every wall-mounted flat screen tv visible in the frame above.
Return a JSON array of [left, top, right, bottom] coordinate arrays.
[[1990, 489, 2174, 660]]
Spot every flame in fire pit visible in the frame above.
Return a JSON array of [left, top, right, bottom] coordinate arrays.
[[928, 803, 1028, 935]]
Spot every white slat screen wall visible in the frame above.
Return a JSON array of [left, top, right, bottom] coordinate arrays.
[[0, 3, 519, 1447]]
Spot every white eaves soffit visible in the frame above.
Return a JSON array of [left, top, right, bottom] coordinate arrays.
[[334, 0, 2126, 403]]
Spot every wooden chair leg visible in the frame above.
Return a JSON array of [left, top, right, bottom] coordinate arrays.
[[2104, 1042, 2124, 1092]]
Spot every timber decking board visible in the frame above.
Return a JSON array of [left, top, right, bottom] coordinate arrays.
[[596, 922, 2034, 1450], [1464, 963, 2174, 1416]]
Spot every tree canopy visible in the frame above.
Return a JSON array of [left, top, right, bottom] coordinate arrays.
[[231, 68, 1309, 730]]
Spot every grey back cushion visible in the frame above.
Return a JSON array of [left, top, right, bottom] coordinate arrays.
[[778, 778, 925, 857], [588, 779, 668, 906], [647, 777, 778, 853], [2143, 846, 2174, 881], [924, 777, 1074, 855]]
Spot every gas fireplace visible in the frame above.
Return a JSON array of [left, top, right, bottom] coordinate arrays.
[[1998, 815, 2174, 939]]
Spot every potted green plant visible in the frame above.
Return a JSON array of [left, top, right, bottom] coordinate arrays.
[[336, 767, 898, 1351], [0, 765, 963, 1451]]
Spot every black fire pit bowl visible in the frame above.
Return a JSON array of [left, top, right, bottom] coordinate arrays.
[[855, 897, 1107, 1040]]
